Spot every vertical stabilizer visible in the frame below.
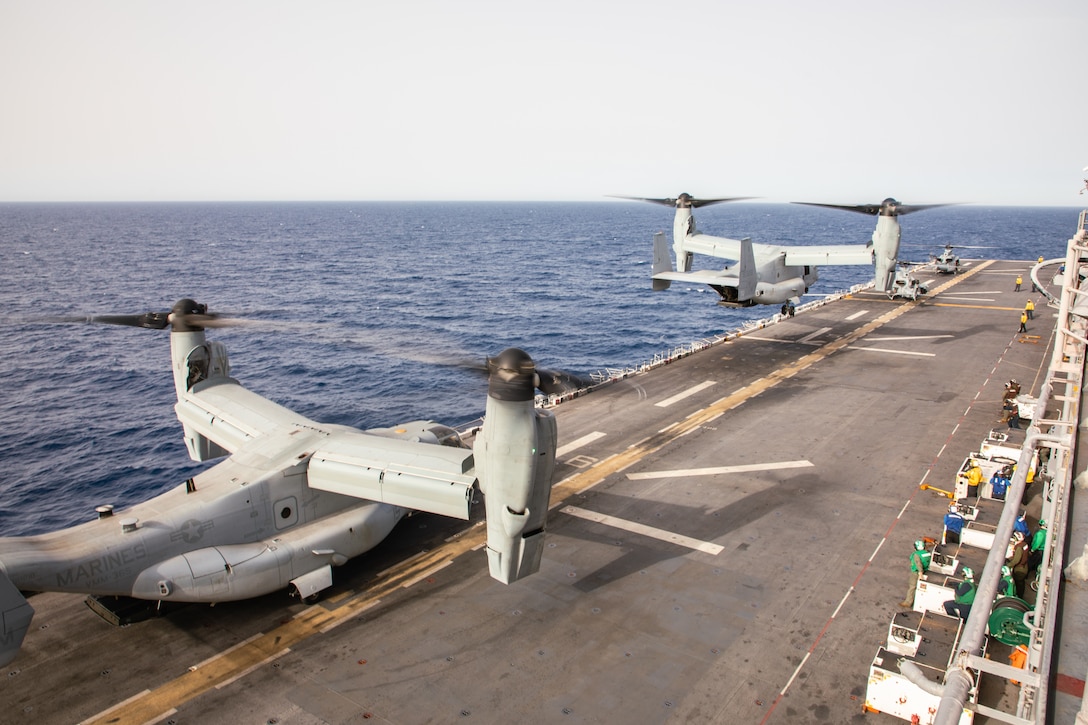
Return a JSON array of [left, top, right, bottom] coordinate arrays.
[[0, 570, 33, 666], [737, 237, 757, 301], [652, 232, 672, 291]]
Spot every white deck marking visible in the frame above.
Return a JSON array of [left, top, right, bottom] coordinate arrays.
[[627, 459, 813, 480], [556, 431, 606, 458], [779, 651, 812, 696], [866, 335, 953, 342], [86, 689, 156, 724], [845, 310, 869, 320], [561, 505, 724, 555], [847, 346, 935, 357], [654, 380, 717, 407], [798, 327, 833, 343], [932, 296, 996, 302], [943, 290, 1005, 295]]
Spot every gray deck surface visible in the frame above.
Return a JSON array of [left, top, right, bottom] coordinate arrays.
[[0, 258, 1065, 725]]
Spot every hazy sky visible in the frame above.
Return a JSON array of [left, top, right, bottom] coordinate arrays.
[[2, 1, 1086, 205]]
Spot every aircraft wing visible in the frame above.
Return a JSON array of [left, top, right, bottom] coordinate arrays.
[[683, 233, 745, 261], [783, 245, 874, 266], [175, 378, 318, 455], [653, 269, 740, 287], [308, 433, 477, 520], [177, 378, 478, 519]]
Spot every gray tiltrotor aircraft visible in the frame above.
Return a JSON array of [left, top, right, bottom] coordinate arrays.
[[0, 300, 568, 665], [618, 194, 944, 307]]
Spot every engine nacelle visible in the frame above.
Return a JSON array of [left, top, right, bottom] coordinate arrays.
[[171, 325, 234, 462], [475, 350, 558, 584]]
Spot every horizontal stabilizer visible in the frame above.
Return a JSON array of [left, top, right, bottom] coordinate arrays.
[[652, 269, 741, 287]]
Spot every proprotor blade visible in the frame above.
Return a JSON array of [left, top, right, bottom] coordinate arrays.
[[535, 367, 594, 397], [609, 193, 754, 209], [794, 199, 955, 216], [49, 299, 239, 332], [483, 349, 592, 399], [88, 311, 172, 329]]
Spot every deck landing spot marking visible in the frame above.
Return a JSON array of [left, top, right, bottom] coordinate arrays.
[[655, 380, 716, 407], [845, 310, 868, 321], [847, 346, 936, 357], [561, 505, 724, 555], [626, 460, 813, 480], [933, 295, 997, 302], [867, 335, 953, 342], [556, 431, 606, 458], [798, 327, 833, 343]]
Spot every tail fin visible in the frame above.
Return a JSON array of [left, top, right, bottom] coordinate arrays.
[[736, 237, 757, 301], [652, 232, 672, 291], [0, 570, 33, 666]]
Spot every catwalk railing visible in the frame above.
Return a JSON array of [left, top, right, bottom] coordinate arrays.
[[926, 212, 1088, 725]]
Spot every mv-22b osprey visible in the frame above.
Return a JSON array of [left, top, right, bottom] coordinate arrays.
[[0, 300, 570, 666], [617, 194, 945, 308]]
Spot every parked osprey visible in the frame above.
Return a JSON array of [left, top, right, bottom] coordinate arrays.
[[0, 300, 572, 666]]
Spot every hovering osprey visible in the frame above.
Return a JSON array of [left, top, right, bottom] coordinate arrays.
[[616, 194, 946, 308]]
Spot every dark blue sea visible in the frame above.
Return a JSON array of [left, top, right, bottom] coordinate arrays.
[[0, 201, 1080, 536]]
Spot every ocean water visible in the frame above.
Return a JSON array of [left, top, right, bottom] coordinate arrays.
[[0, 201, 1080, 536]]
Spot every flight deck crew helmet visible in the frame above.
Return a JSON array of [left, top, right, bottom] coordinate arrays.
[[1040, 520, 1047, 527], [914, 540, 925, 551], [962, 567, 974, 579], [949, 503, 958, 513], [1002, 566, 1011, 576]]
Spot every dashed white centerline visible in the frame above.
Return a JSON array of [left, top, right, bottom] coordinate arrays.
[[655, 380, 717, 407], [627, 460, 814, 480], [556, 431, 607, 458], [798, 327, 833, 343], [561, 505, 724, 555], [847, 346, 936, 357]]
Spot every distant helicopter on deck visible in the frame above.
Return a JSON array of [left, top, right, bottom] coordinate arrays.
[[615, 194, 948, 308], [928, 244, 989, 274], [934, 244, 962, 274], [0, 299, 577, 666]]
